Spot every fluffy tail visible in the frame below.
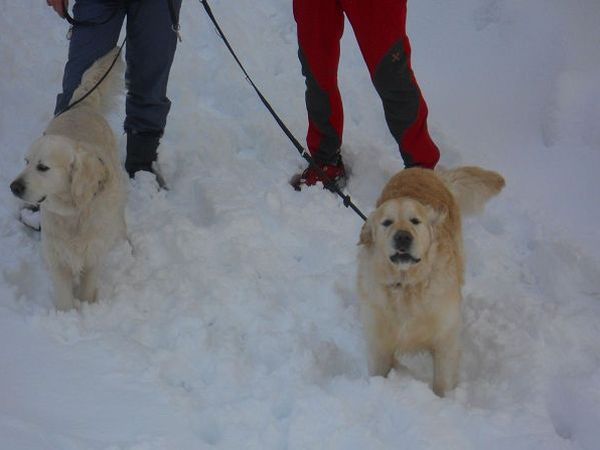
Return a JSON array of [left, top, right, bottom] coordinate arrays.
[[437, 166, 505, 215], [69, 47, 124, 113]]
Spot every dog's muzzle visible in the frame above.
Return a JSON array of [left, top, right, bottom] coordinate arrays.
[[390, 230, 420, 264]]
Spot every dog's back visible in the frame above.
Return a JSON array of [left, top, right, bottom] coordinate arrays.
[[46, 48, 124, 150], [376, 167, 504, 254], [67, 47, 124, 116]]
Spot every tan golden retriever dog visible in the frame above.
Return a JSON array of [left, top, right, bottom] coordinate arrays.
[[357, 167, 504, 396], [10, 48, 126, 311]]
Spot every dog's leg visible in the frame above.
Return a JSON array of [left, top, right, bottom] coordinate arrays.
[[364, 317, 396, 377], [432, 333, 461, 397], [51, 264, 79, 311], [367, 342, 395, 377], [78, 266, 98, 303]]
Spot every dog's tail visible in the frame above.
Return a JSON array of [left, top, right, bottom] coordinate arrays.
[[438, 166, 505, 216], [69, 47, 124, 113]]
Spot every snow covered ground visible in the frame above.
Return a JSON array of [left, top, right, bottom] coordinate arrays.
[[1, 0, 600, 449]]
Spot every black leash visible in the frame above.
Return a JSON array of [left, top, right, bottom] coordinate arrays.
[[198, 0, 367, 221]]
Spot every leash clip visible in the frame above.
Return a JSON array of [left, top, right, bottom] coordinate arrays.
[[172, 24, 182, 42], [66, 26, 73, 40]]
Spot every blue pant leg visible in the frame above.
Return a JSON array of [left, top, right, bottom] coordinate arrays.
[[54, 0, 126, 115], [124, 0, 182, 135]]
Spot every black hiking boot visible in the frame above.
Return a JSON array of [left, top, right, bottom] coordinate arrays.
[[126, 132, 167, 189]]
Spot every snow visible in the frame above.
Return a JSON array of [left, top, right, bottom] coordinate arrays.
[[1, 0, 600, 449]]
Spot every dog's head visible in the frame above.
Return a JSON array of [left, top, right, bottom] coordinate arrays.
[[10, 135, 107, 211], [359, 197, 447, 272]]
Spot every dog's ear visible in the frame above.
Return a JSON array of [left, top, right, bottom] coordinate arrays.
[[358, 214, 374, 246], [71, 148, 108, 208], [427, 204, 448, 226]]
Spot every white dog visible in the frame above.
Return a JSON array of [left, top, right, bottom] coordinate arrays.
[[357, 167, 504, 396], [10, 48, 126, 311]]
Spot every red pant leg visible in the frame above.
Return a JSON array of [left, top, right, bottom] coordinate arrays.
[[343, 0, 440, 168], [293, 0, 345, 165]]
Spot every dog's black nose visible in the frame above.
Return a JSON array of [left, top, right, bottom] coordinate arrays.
[[10, 179, 25, 198], [393, 230, 413, 251]]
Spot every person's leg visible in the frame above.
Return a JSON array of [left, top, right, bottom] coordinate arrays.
[[123, 0, 181, 178], [343, 0, 439, 169], [293, 0, 345, 166], [54, 0, 126, 115]]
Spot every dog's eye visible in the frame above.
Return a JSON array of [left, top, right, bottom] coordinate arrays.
[[410, 218, 421, 225], [381, 219, 393, 227], [36, 163, 49, 172]]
